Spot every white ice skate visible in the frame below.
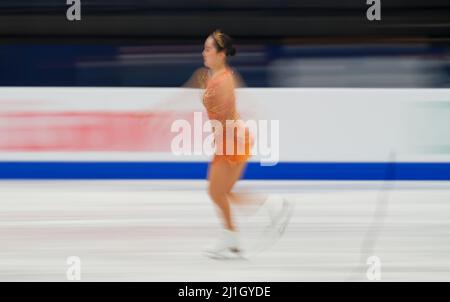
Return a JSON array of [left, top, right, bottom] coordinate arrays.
[[203, 229, 244, 260], [247, 196, 295, 256], [268, 198, 294, 236]]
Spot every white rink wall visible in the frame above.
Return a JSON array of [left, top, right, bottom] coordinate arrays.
[[0, 87, 449, 162]]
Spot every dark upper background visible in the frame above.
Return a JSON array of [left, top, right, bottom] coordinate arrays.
[[0, 0, 449, 87]]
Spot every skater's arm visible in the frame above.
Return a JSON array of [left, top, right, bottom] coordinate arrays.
[[184, 67, 208, 89], [136, 67, 207, 123], [230, 68, 247, 88]]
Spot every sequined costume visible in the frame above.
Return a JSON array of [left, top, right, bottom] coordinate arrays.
[[202, 68, 253, 163]]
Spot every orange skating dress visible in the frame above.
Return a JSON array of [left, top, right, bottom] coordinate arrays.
[[202, 68, 253, 163]]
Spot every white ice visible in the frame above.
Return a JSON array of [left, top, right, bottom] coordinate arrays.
[[0, 180, 449, 281]]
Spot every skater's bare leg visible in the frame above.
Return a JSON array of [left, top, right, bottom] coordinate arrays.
[[207, 159, 247, 231], [210, 160, 267, 216], [213, 162, 263, 216]]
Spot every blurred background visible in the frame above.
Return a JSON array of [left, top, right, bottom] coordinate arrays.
[[0, 0, 449, 87]]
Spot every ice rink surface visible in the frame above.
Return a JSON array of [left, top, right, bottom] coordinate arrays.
[[0, 180, 449, 281]]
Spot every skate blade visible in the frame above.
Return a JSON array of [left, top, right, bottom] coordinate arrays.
[[275, 198, 295, 235], [203, 248, 247, 261], [246, 199, 295, 256]]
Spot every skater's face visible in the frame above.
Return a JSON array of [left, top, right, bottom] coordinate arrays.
[[202, 36, 225, 69]]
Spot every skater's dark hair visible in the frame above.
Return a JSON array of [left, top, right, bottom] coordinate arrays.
[[210, 29, 236, 57]]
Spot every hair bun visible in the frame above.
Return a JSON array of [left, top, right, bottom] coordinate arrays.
[[210, 30, 237, 57]]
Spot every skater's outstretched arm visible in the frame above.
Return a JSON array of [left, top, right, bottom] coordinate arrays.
[[230, 68, 246, 88], [136, 67, 207, 123], [184, 67, 208, 89]]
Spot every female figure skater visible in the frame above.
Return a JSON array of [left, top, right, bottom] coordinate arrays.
[[187, 30, 292, 259], [200, 30, 251, 258], [143, 29, 293, 259]]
